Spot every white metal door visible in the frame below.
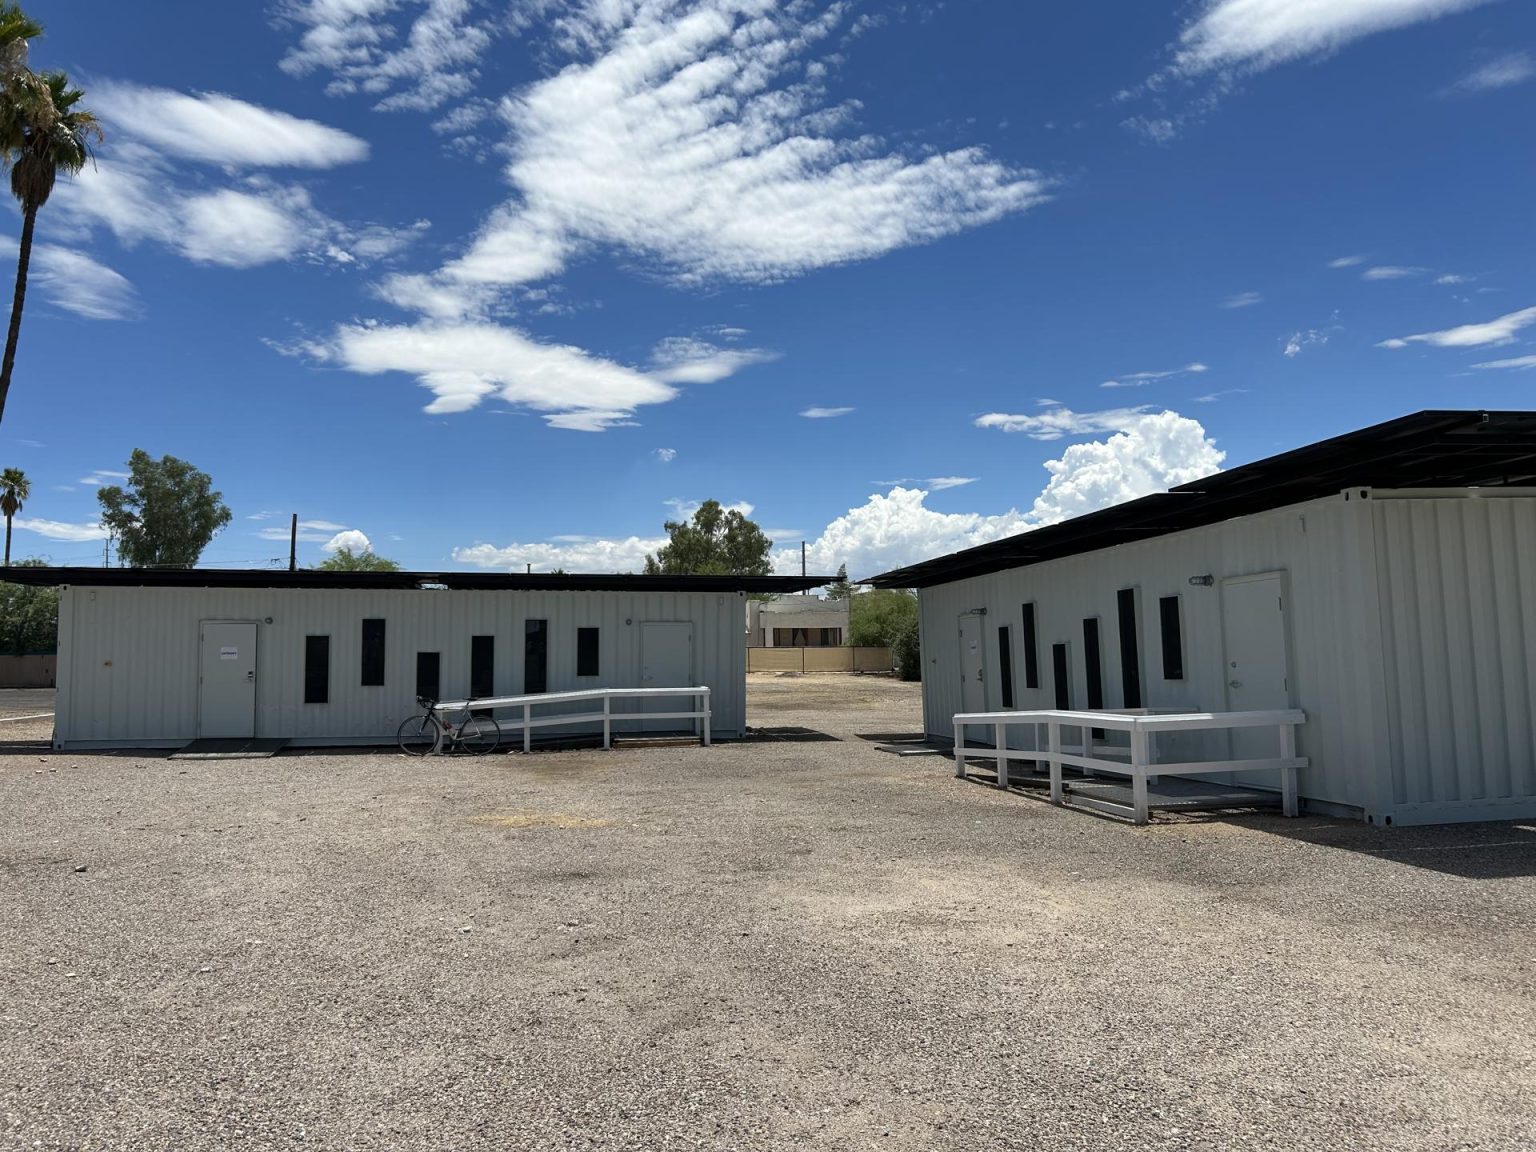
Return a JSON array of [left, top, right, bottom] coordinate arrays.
[[641, 622, 693, 733], [199, 621, 257, 738], [1221, 574, 1290, 765], [958, 614, 987, 714]]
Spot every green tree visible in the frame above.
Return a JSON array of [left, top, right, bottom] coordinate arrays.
[[0, 556, 56, 653], [96, 449, 232, 568], [0, 68, 100, 428], [1, 463, 27, 565], [643, 499, 773, 576], [316, 546, 401, 572], [848, 588, 917, 647], [825, 563, 853, 600]]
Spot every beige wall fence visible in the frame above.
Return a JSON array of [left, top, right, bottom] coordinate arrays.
[[0, 655, 56, 688], [747, 646, 892, 674]]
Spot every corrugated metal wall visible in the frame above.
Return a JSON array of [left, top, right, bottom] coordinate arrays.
[[917, 493, 1393, 813], [56, 586, 747, 746], [1373, 493, 1536, 819]]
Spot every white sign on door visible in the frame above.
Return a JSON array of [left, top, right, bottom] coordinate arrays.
[[219, 646, 239, 660]]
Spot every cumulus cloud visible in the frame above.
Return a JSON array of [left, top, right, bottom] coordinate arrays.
[[801, 406, 855, 419], [654, 447, 677, 462], [324, 529, 373, 554], [453, 410, 1224, 578], [1379, 305, 1536, 349], [91, 82, 370, 167], [1175, 0, 1499, 75]]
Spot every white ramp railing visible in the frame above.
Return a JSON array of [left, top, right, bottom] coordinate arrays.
[[953, 708, 1307, 825], [433, 687, 711, 752]]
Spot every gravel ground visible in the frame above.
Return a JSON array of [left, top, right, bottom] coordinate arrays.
[[0, 688, 55, 719], [3, 673, 1535, 1151]]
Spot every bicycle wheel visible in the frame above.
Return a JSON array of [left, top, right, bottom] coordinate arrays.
[[458, 715, 501, 755], [397, 714, 441, 756]]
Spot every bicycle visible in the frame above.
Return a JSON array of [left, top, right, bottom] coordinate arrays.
[[397, 696, 501, 756]]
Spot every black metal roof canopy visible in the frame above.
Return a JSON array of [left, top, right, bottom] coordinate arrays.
[[865, 409, 1536, 589], [0, 567, 831, 594]]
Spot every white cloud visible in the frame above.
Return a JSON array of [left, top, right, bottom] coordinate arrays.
[[1284, 329, 1330, 357], [974, 404, 1159, 440], [654, 447, 677, 462], [256, 518, 352, 543], [1379, 305, 1536, 349], [14, 518, 110, 542], [452, 412, 1223, 577], [1362, 265, 1427, 281], [1222, 291, 1263, 309], [1176, 0, 1499, 74], [1448, 51, 1535, 93], [327, 320, 677, 424], [383, 0, 1046, 314], [1470, 354, 1536, 371], [648, 337, 778, 384], [1329, 254, 1368, 268], [77, 470, 130, 486], [279, 0, 501, 113], [927, 477, 977, 491], [0, 243, 141, 320], [801, 406, 855, 419], [180, 187, 320, 267], [1101, 362, 1208, 388], [1435, 273, 1474, 285], [91, 82, 370, 168], [324, 529, 373, 553]]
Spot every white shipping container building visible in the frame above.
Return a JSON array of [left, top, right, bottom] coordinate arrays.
[[11, 571, 823, 750], [867, 411, 1536, 827]]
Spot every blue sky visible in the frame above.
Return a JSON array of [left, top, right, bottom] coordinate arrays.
[[1, 0, 1532, 577]]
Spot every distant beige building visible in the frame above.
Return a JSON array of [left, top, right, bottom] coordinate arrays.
[[747, 595, 848, 647]]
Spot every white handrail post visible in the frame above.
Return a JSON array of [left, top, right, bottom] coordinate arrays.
[[702, 688, 711, 747], [1279, 722, 1298, 817], [603, 694, 611, 750], [523, 702, 532, 754], [995, 721, 1008, 789], [955, 719, 968, 780], [1047, 720, 1062, 805], [1130, 724, 1150, 826]]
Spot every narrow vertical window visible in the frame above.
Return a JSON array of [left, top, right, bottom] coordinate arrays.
[[1083, 618, 1104, 710], [524, 619, 548, 694], [471, 635, 495, 699], [1022, 602, 1040, 689], [416, 651, 441, 701], [1160, 595, 1185, 680], [360, 618, 386, 686], [577, 627, 599, 677], [1051, 643, 1070, 710], [997, 626, 1015, 709], [1117, 588, 1143, 709], [304, 636, 329, 704]]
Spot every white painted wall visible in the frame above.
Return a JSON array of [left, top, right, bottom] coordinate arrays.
[[915, 489, 1536, 825], [54, 586, 748, 747]]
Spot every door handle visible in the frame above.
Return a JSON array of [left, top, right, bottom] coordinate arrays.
[[246, 671, 256, 682], [1229, 679, 1242, 689]]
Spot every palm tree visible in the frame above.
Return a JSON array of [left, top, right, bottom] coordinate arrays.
[[0, 69, 99, 428], [1, 465, 28, 565]]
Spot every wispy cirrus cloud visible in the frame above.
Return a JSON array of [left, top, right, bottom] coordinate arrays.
[[0, 240, 140, 321], [1174, 0, 1501, 75], [1471, 354, 1536, 371], [648, 337, 778, 385], [1446, 50, 1534, 94], [1101, 362, 1208, 389], [1222, 291, 1263, 309], [1380, 305, 1536, 349], [14, 518, 110, 542], [1329, 255, 1368, 268], [1362, 264, 1428, 281], [801, 406, 855, 419]]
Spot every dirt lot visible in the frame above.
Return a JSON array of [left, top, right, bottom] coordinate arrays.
[[2, 674, 1535, 1151]]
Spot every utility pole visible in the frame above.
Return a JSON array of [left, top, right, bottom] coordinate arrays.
[[288, 514, 298, 572]]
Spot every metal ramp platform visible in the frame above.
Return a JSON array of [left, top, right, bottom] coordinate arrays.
[[962, 760, 1283, 822], [170, 738, 288, 760]]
